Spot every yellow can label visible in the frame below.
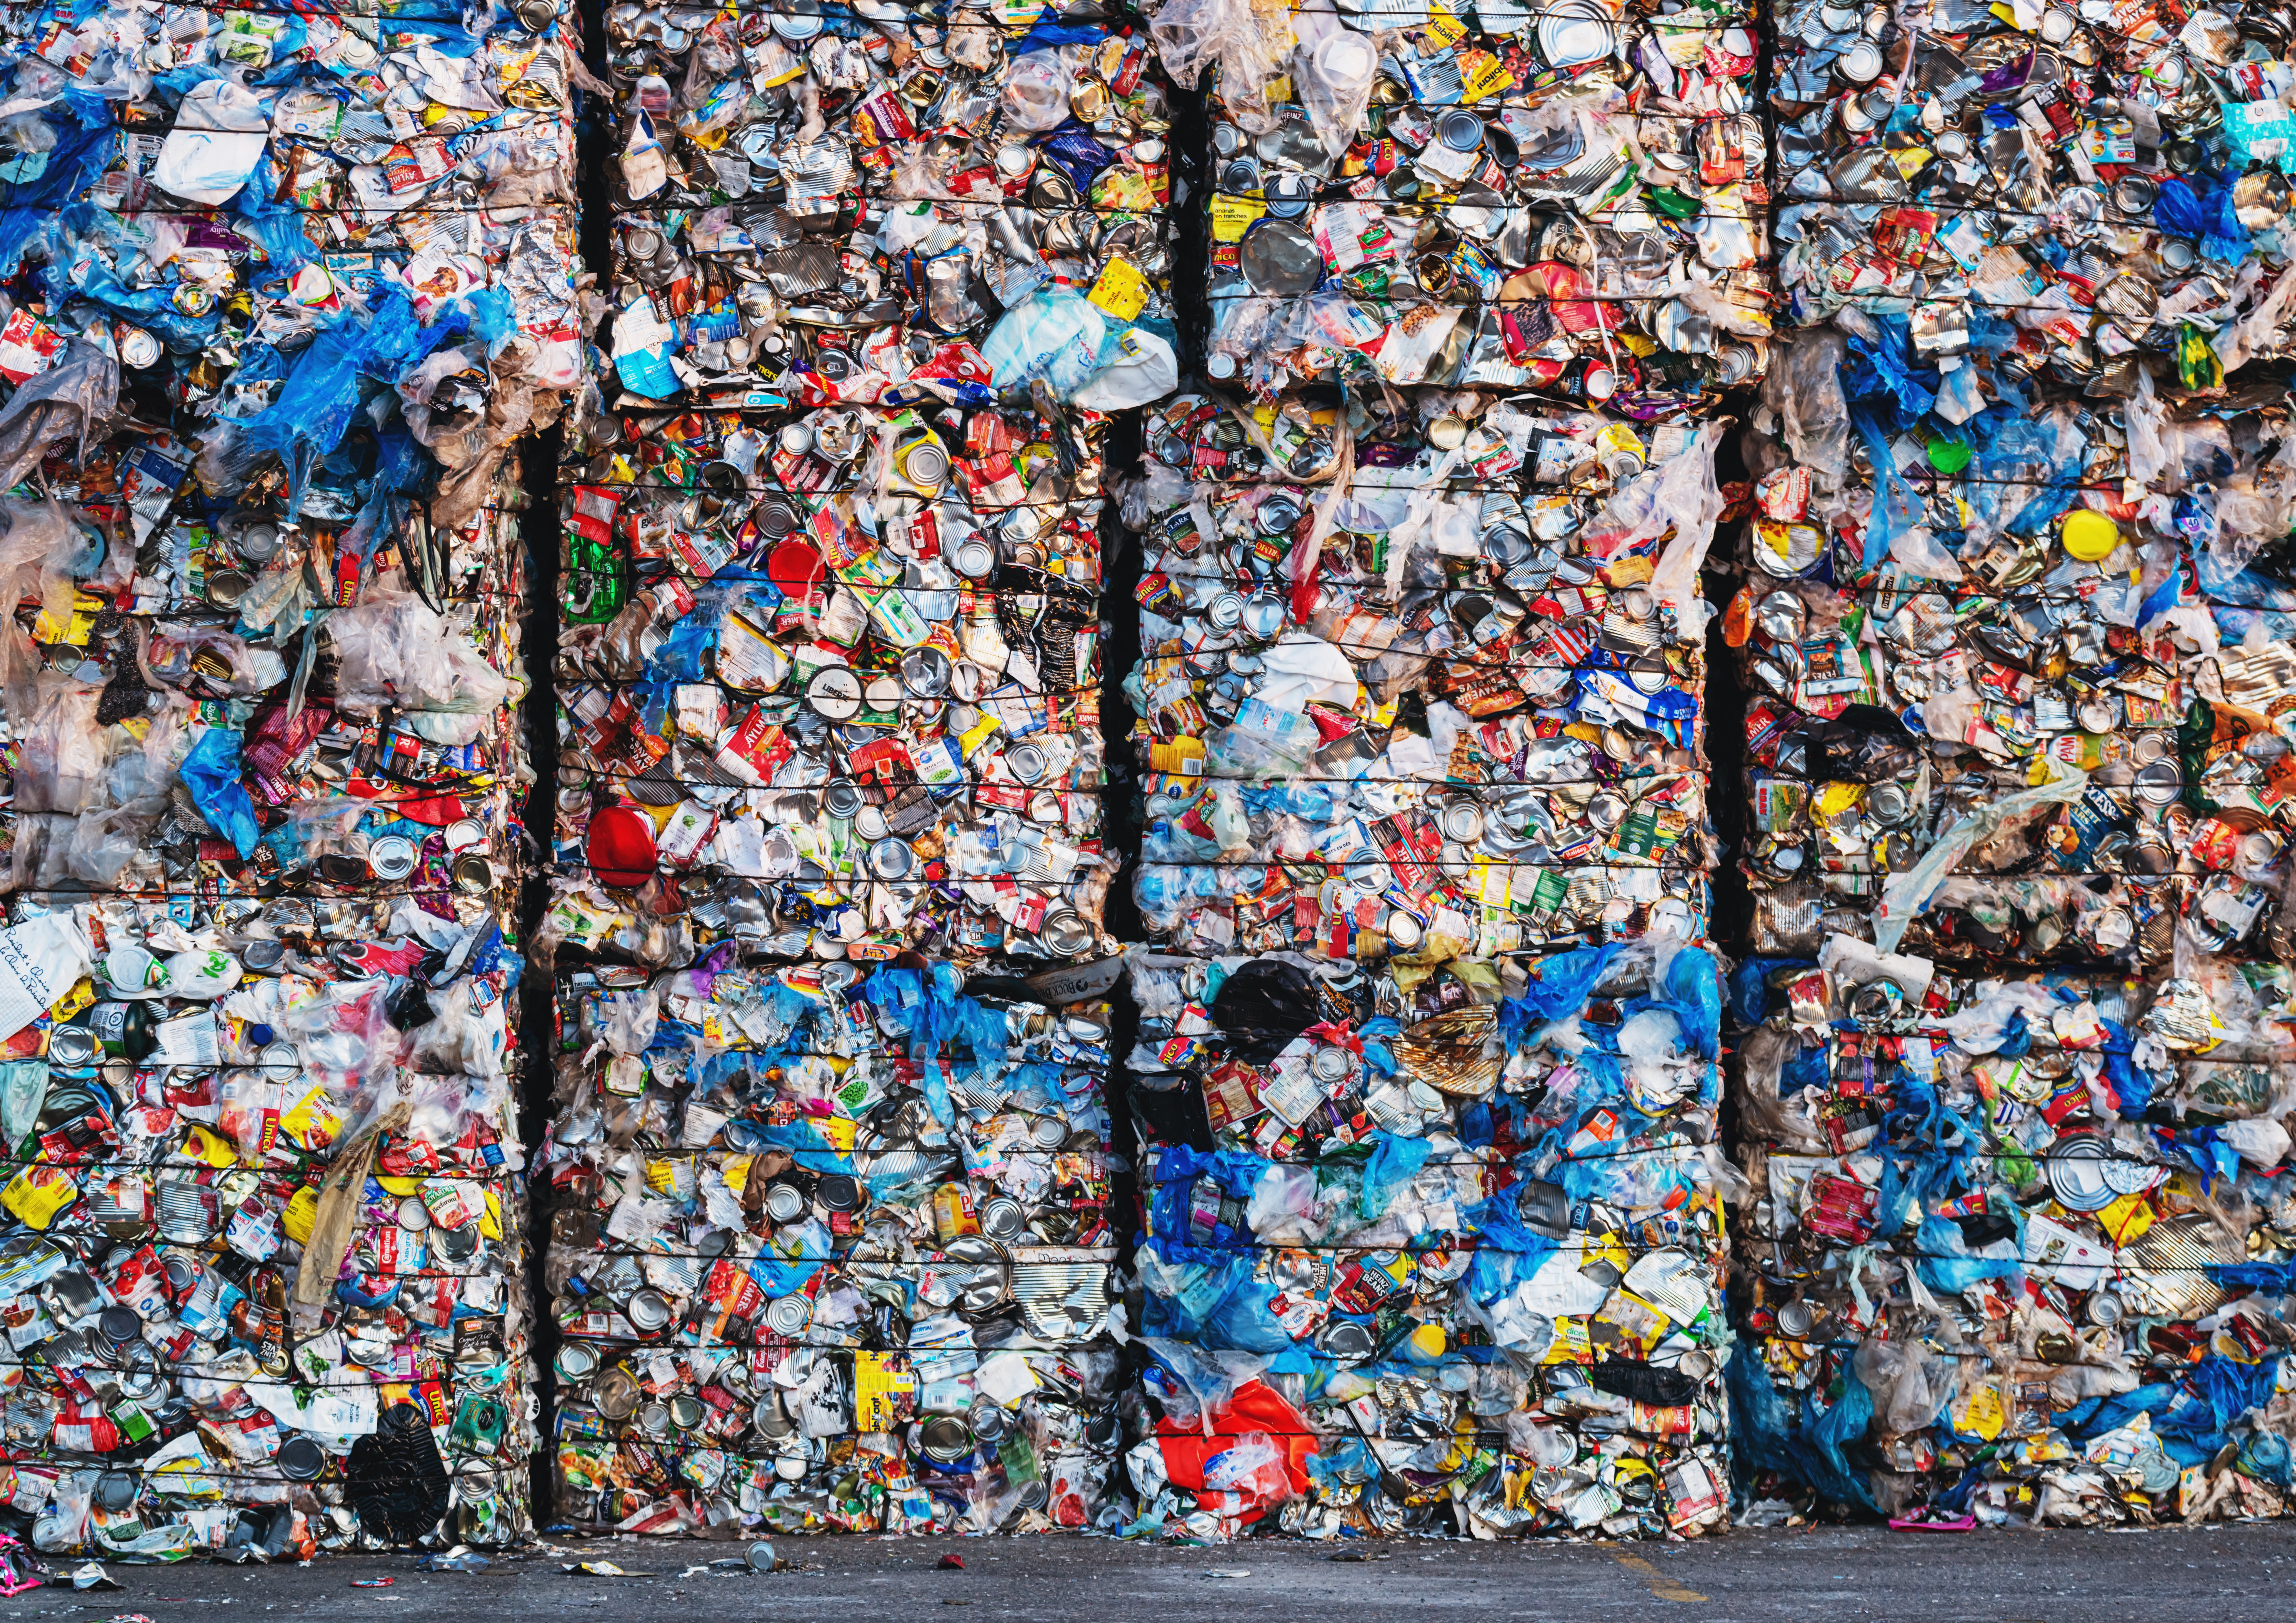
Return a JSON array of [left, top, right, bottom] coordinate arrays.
[[1210, 194, 1267, 243], [0, 1165, 77, 1229]]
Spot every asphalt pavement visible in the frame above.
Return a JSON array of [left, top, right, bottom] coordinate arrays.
[[11, 1523, 2296, 1623]]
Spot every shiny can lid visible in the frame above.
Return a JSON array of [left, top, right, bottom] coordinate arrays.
[[94, 1470, 139, 1512], [900, 439, 949, 490], [232, 520, 283, 563], [2133, 759, 2181, 805], [1042, 910, 1094, 957], [1438, 109, 1484, 152], [1439, 803, 1485, 842], [97, 1306, 141, 1346], [805, 665, 864, 721], [1007, 742, 1048, 784], [204, 567, 250, 608], [980, 1197, 1026, 1240]]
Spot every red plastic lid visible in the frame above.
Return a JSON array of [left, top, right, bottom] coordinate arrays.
[[585, 804, 659, 890], [767, 540, 824, 598]]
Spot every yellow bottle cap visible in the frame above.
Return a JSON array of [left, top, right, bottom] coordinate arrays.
[[1404, 1322, 1448, 1364], [2061, 509, 2120, 562]]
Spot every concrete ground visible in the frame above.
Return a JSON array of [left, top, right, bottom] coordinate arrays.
[[11, 1523, 2296, 1623]]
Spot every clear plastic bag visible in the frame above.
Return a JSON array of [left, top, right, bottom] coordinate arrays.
[[324, 586, 513, 718], [0, 498, 91, 707], [1071, 326, 1180, 411], [9, 676, 102, 815], [998, 51, 1075, 132], [1290, 7, 1377, 159], [1605, 423, 1726, 616], [1762, 326, 1850, 484], [1145, 0, 1293, 113], [0, 344, 116, 495], [980, 283, 1106, 396]]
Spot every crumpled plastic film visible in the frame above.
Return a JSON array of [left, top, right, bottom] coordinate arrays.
[[0, 0, 579, 1553], [1167, 0, 1770, 401], [1117, 368, 1742, 1536], [538, 955, 1128, 1534], [1727, 0, 2296, 1531], [538, 0, 1180, 1538]]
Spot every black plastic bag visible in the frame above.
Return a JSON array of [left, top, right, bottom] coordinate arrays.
[[347, 1402, 450, 1547], [1211, 960, 1318, 1061], [1585, 1360, 1699, 1408]]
